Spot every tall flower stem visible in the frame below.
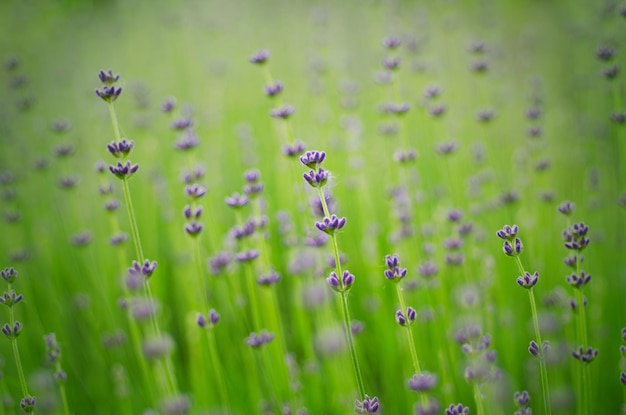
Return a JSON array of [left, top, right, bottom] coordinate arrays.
[[574, 255, 590, 415], [107, 101, 179, 397], [317, 187, 366, 399], [473, 383, 485, 415], [514, 256, 551, 415], [192, 238, 230, 411], [6, 283, 31, 409]]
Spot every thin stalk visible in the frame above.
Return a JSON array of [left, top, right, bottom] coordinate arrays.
[[575, 254, 590, 415], [473, 383, 485, 415], [514, 256, 551, 415], [317, 187, 366, 399], [7, 293, 31, 405], [192, 237, 230, 411], [108, 101, 178, 397]]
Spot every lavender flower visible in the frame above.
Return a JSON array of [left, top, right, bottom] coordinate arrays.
[[326, 270, 355, 292], [382, 36, 401, 49], [98, 69, 120, 85], [208, 252, 231, 275], [408, 372, 437, 392], [96, 85, 122, 102], [264, 81, 284, 97], [170, 117, 193, 130], [20, 396, 36, 413], [257, 270, 281, 286], [315, 215, 346, 234], [603, 65, 620, 79], [183, 205, 202, 220], [571, 346, 598, 363], [174, 131, 200, 151], [184, 222, 203, 236], [245, 330, 274, 347], [106, 139, 134, 158], [496, 224, 519, 240], [557, 200, 575, 216], [514, 391, 530, 407], [424, 84, 442, 99], [354, 395, 379, 413], [300, 151, 326, 168], [235, 249, 260, 263], [517, 271, 539, 289], [1, 267, 18, 283], [382, 57, 401, 70], [384, 253, 408, 281], [566, 271, 591, 288], [197, 309, 220, 328], [161, 97, 176, 113], [0, 290, 23, 307], [395, 307, 416, 326], [128, 259, 157, 279], [185, 184, 207, 200], [270, 104, 295, 119], [303, 168, 330, 188], [282, 141, 306, 157], [225, 192, 248, 208], [249, 49, 270, 64], [596, 46, 616, 61], [436, 141, 458, 155], [445, 403, 469, 415], [109, 161, 139, 180]]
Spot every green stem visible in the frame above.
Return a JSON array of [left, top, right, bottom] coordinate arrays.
[[514, 256, 552, 415], [575, 254, 590, 415], [473, 383, 485, 415], [7, 285, 31, 405], [316, 186, 366, 400]]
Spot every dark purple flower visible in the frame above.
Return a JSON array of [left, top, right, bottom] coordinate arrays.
[[244, 169, 261, 183], [185, 184, 207, 200], [282, 140, 306, 157], [197, 309, 220, 328], [384, 253, 408, 281], [471, 59, 489, 73], [109, 161, 139, 180], [110, 233, 128, 246], [20, 396, 36, 413], [107, 139, 134, 158], [566, 271, 591, 288], [245, 329, 274, 347], [264, 81, 284, 97], [444, 238, 463, 250], [161, 97, 176, 113], [445, 253, 464, 266], [1, 267, 17, 283], [621, 372, 626, 386], [303, 168, 330, 188], [249, 49, 270, 64], [225, 192, 248, 208], [174, 131, 200, 151], [351, 320, 364, 336], [184, 221, 203, 237], [423, 84, 442, 99], [96, 85, 122, 102], [170, 117, 193, 130], [183, 205, 202, 220], [517, 271, 539, 289], [476, 109, 495, 122], [571, 346, 598, 363], [382, 57, 401, 70], [382, 36, 401, 49], [514, 391, 530, 407], [355, 395, 379, 413], [270, 104, 295, 119], [445, 403, 469, 415], [58, 176, 79, 189], [408, 372, 437, 392], [208, 252, 231, 275], [496, 224, 519, 241], [54, 144, 74, 157], [71, 231, 92, 246], [603, 65, 620, 80], [436, 141, 458, 155], [2, 321, 22, 338], [128, 259, 157, 279], [429, 103, 447, 117], [557, 200, 575, 216], [611, 111, 626, 124], [380, 102, 410, 115], [98, 69, 120, 85], [326, 270, 355, 292], [243, 183, 264, 196], [458, 223, 473, 237], [315, 214, 346, 234], [0, 290, 23, 307], [393, 149, 417, 163], [596, 46, 616, 61], [235, 249, 259, 263], [299, 151, 326, 168], [257, 270, 281, 286]]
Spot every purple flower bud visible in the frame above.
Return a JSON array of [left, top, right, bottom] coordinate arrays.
[[161, 97, 176, 113], [437, 140, 458, 155], [1, 267, 17, 283], [445, 403, 469, 415], [282, 140, 306, 157], [444, 238, 463, 250], [571, 346, 598, 363], [516, 271, 539, 289], [185, 184, 207, 200], [496, 224, 519, 240], [245, 329, 274, 348], [54, 144, 74, 157], [303, 168, 330, 188], [558, 200, 575, 216], [174, 131, 200, 151], [326, 272, 340, 290], [0, 290, 23, 307], [528, 340, 540, 357], [225, 192, 248, 208], [514, 391, 530, 407], [170, 117, 193, 130], [621, 372, 626, 386], [270, 104, 295, 119], [184, 221, 203, 237], [424, 84, 442, 99], [382, 57, 401, 70], [244, 169, 261, 183], [128, 259, 157, 279], [380, 102, 410, 115], [249, 49, 270, 64], [395, 309, 407, 326], [106, 139, 134, 158], [299, 151, 326, 168], [235, 249, 259, 263], [408, 372, 437, 392], [429, 103, 447, 117], [476, 109, 495, 122], [96, 85, 122, 102], [20, 396, 36, 413], [382, 36, 401, 49], [183, 205, 202, 220], [313, 213, 344, 234], [526, 107, 542, 119], [418, 261, 438, 278], [611, 111, 626, 124], [264, 81, 284, 97], [208, 252, 230, 275], [566, 271, 591, 288], [603, 64, 620, 80], [98, 69, 120, 85], [406, 306, 416, 323], [109, 161, 139, 180], [354, 395, 379, 413], [209, 309, 220, 326], [257, 270, 281, 286], [393, 148, 417, 163]]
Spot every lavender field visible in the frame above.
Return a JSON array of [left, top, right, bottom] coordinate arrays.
[[0, 0, 625, 414]]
